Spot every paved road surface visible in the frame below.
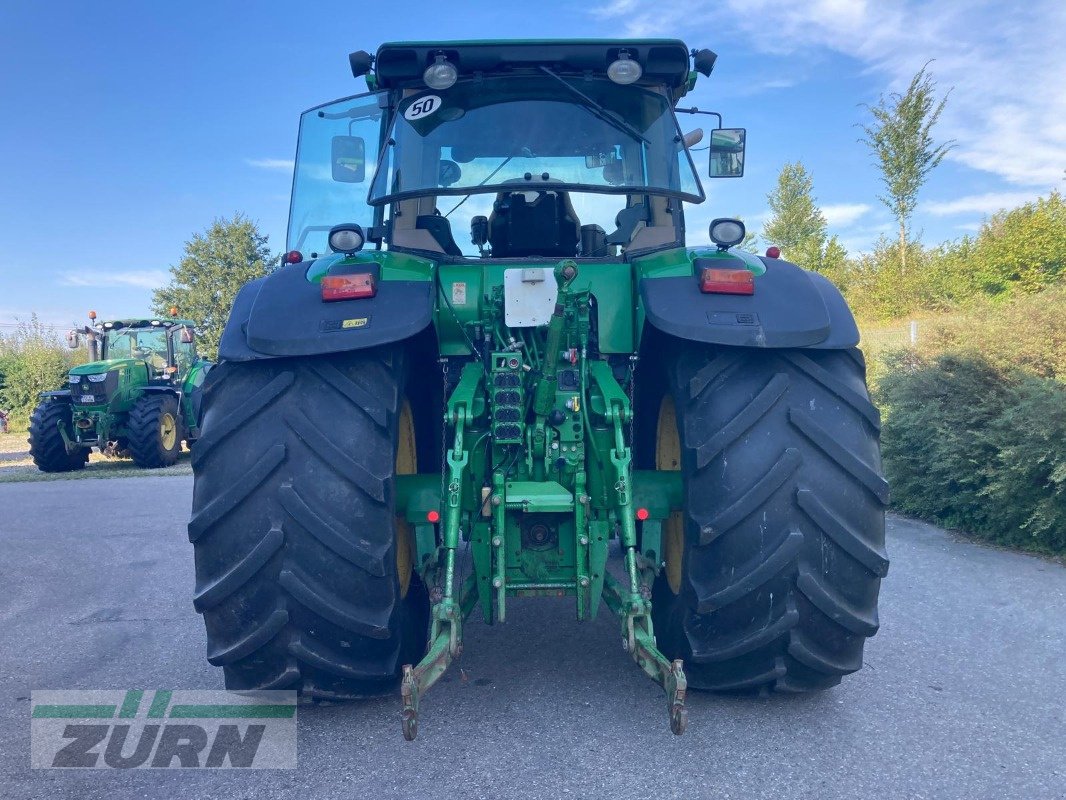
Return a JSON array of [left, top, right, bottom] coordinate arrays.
[[1, 476, 1063, 799]]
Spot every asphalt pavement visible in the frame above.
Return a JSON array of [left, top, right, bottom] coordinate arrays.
[[1, 476, 1063, 799]]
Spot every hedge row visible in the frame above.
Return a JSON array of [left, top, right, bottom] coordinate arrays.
[[877, 350, 1066, 555], [0, 317, 81, 431]]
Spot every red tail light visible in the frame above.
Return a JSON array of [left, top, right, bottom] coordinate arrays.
[[321, 273, 376, 301], [700, 268, 755, 295]]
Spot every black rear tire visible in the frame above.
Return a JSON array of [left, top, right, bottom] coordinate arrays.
[[651, 344, 889, 692], [188, 348, 430, 699], [28, 401, 87, 472]]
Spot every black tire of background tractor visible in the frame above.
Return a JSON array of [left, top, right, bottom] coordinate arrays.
[[28, 401, 87, 472], [650, 345, 889, 693], [127, 394, 183, 468], [187, 348, 430, 699]]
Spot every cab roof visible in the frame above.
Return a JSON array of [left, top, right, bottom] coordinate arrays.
[[373, 39, 693, 93], [98, 318, 196, 330]]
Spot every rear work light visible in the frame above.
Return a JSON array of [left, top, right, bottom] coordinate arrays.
[[321, 273, 376, 301], [699, 267, 755, 295]]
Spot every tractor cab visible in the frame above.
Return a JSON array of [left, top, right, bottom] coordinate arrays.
[[93, 318, 199, 379], [67, 314, 202, 388], [286, 40, 745, 263]]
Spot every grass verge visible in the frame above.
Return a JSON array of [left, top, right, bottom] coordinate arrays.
[[0, 436, 192, 483]]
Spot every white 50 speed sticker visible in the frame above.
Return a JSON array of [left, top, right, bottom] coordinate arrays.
[[404, 95, 441, 121]]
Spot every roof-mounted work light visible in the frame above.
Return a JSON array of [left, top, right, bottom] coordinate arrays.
[[423, 55, 458, 90], [607, 50, 642, 85]]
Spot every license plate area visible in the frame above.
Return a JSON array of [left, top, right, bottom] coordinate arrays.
[[503, 268, 558, 328]]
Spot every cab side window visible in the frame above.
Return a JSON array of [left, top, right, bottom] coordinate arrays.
[[173, 333, 195, 373]]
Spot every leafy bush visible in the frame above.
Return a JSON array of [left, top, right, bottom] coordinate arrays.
[[965, 192, 1065, 296], [846, 191, 1065, 322], [878, 352, 1066, 555], [920, 285, 1066, 380], [846, 239, 937, 321], [983, 378, 1066, 550], [0, 316, 81, 430], [862, 285, 1066, 391]]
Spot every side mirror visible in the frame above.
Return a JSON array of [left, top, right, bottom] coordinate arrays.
[[65, 330, 81, 349], [708, 128, 746, 178], [439, 159, 462, 187], [180, 327, 194, 344], [602, 158, 625, 185], [331, 136, 366, 183]]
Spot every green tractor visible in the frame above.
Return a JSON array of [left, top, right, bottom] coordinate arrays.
[[189, 40, 888, 739], [29, 312, 212, 470]]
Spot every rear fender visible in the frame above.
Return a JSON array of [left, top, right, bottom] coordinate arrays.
[[218, 261, 434, 362], [639, 256, 858, 349]]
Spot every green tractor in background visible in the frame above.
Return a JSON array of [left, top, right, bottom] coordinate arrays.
[[189, 40, 888, 739], [29, 311, 212, 471]]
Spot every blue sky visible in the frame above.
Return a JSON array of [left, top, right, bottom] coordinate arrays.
[[1, 0, 1062, 329]]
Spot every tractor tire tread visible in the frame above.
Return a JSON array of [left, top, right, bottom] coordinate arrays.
[[127, 393, 183, 468], [652, 345, 887, 694], [189, 350, 428, 698], [28, 401, 86, 472]]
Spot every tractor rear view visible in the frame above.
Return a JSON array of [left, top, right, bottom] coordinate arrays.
[[189, 40, 888, 739], [29, 312, 212, 470]]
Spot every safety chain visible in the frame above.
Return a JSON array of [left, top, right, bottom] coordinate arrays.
[[627, 354, 639, 448]]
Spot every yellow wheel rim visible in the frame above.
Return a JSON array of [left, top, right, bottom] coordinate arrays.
[[160, 412, 177, 450], [395, 400, 416, 599], [656, 395, 684, 595]]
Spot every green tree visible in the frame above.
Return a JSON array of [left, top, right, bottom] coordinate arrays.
[[763, 162, 826, 269], [762, 162, 848, 279], [152, 214, 276, 359], [859, 64, 955, 272], [821, 234, 849, 287]]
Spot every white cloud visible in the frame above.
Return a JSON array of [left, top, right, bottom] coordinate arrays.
[[591, 0, 639, 17], [593, 0, 1066, 188], [713, 75, 801, 99], [822, 202, 871, 227], [61, 270, 170, 290], [246, 158, 295, 171], [924, 191, 1040, 216]]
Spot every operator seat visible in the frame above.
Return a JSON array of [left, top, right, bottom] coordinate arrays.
[[488, 187, 580, 258], [416, 214, 463, 256]]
